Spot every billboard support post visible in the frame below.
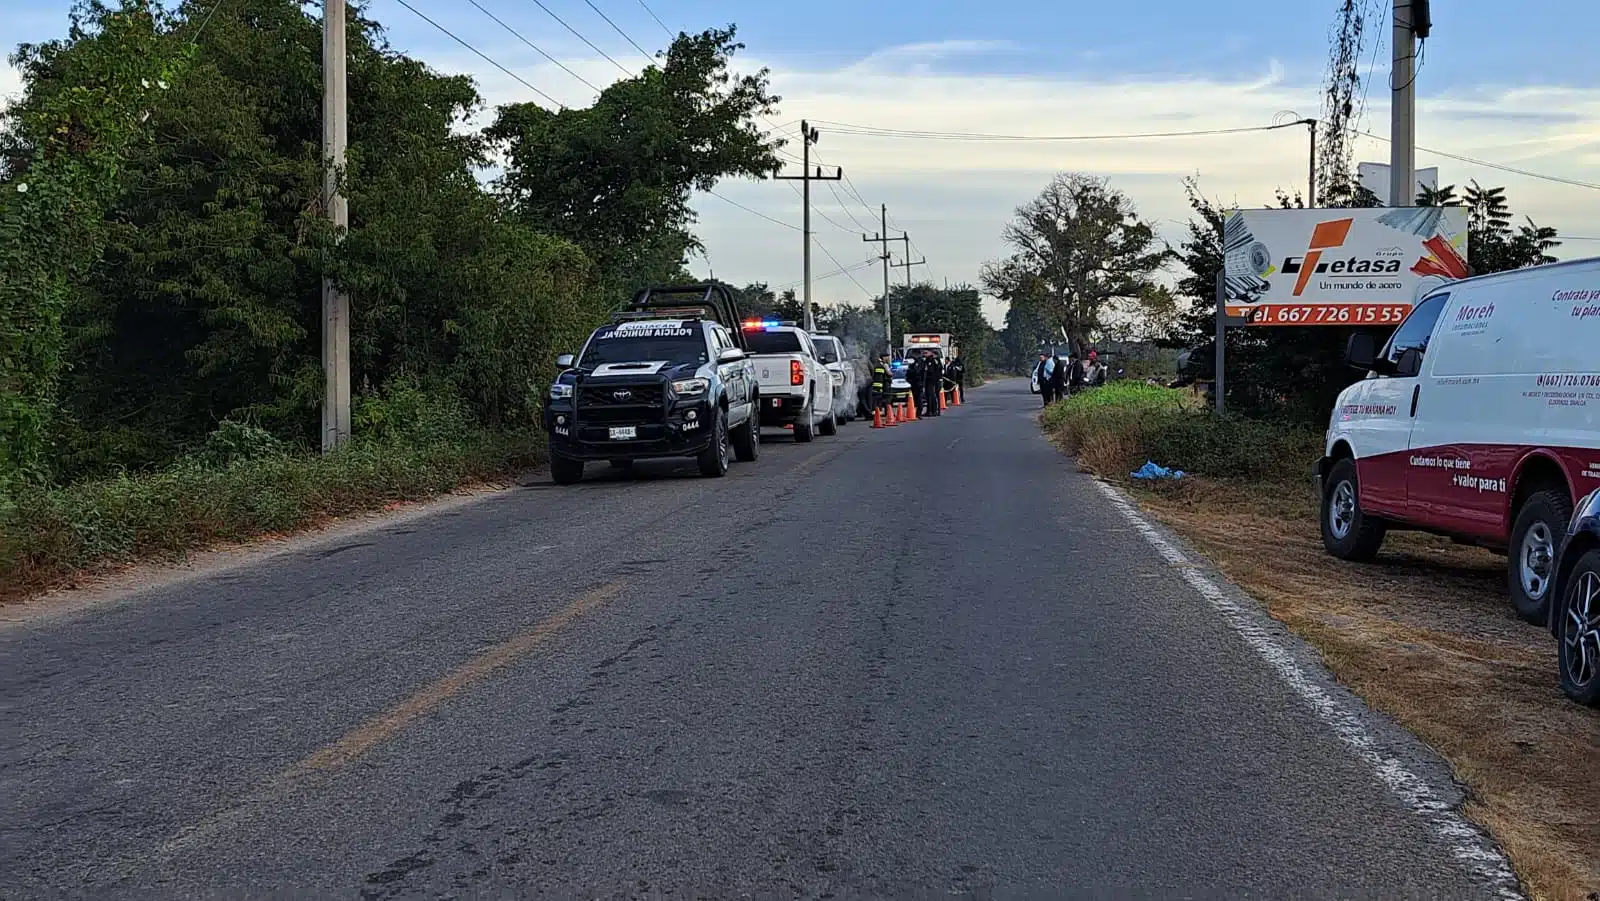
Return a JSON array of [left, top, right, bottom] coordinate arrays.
[[1215, 271, 1226, 415]]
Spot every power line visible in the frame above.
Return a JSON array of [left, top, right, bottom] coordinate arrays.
[[521, 0, 633, 76], [635, 0, 675, 38], [1356, 130, 1600, 191], [579, 0, 655, 64], [465, 0, 601, 93], [189, 0, 229, 43], [812, 238, 876, 298], [776, 259, 878, 291], [392, 0, 563, 109], [825, 180, 876, 233], [807, 119, 1303, 142], [705, 188, 800, 230]]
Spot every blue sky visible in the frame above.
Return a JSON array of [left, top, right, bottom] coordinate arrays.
[[4, 0, 1599, 323]]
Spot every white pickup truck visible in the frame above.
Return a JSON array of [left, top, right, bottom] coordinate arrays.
[[808, 333, 860, 424], [741, 322, 837, 441]]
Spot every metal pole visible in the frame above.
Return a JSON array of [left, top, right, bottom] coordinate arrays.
[[1306, 120, 1317, 207], [321, 0, 350, 451], [881, 204, 891, 348], [1389, 0, 1415, 207], [801, 120, 813, 332], [1214, 270, 1226, 415]]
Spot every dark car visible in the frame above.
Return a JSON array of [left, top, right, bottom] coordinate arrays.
[[1550, 486, 1600, 707]]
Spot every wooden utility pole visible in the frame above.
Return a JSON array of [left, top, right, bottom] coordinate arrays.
[[321, 0, 350, 451], [774, 120, 841, 332], [862, 203, 904, 349]]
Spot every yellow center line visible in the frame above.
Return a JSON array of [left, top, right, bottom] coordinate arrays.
[[155, 580, 624, 861], [297, 580, 624, 774]]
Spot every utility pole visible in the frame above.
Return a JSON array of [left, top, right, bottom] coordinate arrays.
[[891, 234, 926, 287], [321, 0, 350, 452], [774, 120, 841, 332], [1389, 0, 1429, 207], [1299, 117, 1318, 206], [862, 203, 904, 349]]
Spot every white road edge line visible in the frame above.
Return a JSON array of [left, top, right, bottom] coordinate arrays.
[[1091, 479, 1525, 901]]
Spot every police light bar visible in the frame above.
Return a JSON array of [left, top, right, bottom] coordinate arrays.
[[907, 335, 941, 343], [741, 319, 797, 330]]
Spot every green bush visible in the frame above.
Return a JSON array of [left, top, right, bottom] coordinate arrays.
[[1044, 382, 1320, 483], [0, 428, 542, 595]]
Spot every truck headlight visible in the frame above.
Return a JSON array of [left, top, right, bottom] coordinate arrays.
[[671, 377, 709, 397], [549, 383, 573, 400]]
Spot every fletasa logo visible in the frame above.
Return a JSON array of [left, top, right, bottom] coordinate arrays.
[[1279, 218, 1403, 297]]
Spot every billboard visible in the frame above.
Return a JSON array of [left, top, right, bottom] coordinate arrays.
[[1223, 207, 1470, 326]]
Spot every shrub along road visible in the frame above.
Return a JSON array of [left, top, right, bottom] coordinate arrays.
[[1, 380, 1519, 898]]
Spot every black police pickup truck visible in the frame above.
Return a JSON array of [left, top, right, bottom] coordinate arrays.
[[543, 284, 761, 484]]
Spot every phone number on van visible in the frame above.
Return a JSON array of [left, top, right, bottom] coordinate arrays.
[[1534, 373, 1600, 388], [1231, 303, 1411, 326]]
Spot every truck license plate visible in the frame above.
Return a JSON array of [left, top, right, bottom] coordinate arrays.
[[608, 426, 636, 440]]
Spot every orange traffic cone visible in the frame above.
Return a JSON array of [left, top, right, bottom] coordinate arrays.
[[953, 386, 962, 405], [872, 406, 884, 428], [939, 389, 948, 412], [906, 399, 918, 421]]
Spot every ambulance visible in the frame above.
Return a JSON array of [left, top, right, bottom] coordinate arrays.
[[1316, 257, 1600, 625]]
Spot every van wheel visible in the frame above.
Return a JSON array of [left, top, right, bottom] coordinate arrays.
[[1320, 458, 1386, 561], [1557, 549, 1600, 707], [550, 454, 584, 485], [1509, 488, 1572, 624]]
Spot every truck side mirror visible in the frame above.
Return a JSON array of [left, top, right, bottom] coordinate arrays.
[[556, 353, 576, 368], [717, 348, 746, 363], [1345, 334, 1377, 371]]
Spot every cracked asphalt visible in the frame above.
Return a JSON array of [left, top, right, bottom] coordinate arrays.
[[1, 379, 1513, 899]]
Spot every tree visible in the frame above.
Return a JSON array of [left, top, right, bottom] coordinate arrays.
[[880, 281, 996, 376], [489, 27, 783, 295], [981, 173, 1167, 355]]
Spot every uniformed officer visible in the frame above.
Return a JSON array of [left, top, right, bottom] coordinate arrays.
[[871, 352, 893, 414], [907, 352, 926, 416], [917, 348, 943, 416], [944, 354, 965, 404]]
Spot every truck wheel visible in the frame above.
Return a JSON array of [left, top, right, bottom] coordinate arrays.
[[1509, 487, 1572, 624], [819, 409, 838, 436], [1556, 549, 1600, 707], [794, 408, 815, 443], [1320, 457, 1385, 561], [732, 408, 760, 463], [550, 454, 584, 485], [697, 409, 731, 477]]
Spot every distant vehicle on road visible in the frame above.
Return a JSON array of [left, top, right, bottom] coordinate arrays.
[[1551, 485, 1600, 706], [1317, 257, 1600, 626], [544, 284, 761, 483], [743, 321, 837, 441], [809, 333, 859, 425]]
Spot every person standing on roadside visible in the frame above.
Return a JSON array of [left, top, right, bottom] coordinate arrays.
[[1034, 351, 1057, 407], [1049, 349, 1069, 401], [908, 351, 927, 416], [944, 353, 966, 404], [872, 352, 893, 415], [917, 349, 944, 416]]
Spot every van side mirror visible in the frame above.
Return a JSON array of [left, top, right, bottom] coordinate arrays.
[[717, 348, 745, 363], [1345, 334, 1377, 371], [556, 353, 576, 368]]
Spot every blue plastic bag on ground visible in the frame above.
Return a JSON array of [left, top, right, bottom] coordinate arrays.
[[1131, 460, 1185, 480]]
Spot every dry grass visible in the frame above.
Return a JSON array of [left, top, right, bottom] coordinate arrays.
[[1128, 477, 1600, 901]]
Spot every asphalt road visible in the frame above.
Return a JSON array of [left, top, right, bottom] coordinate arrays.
[[2, 379, 1515, 899]]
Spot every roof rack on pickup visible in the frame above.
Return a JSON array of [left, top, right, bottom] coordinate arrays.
[[611, 282, 752, 349]]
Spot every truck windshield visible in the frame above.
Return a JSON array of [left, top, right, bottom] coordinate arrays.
[[746, 330, 805, 354], [580, 326, 707, 367]]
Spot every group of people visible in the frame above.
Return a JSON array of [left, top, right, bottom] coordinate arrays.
[[870, 348, 965, 418], [1033, 348, 1107, 406]]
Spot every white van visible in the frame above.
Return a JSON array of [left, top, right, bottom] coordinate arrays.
[[1316, 257, 1600, 624]]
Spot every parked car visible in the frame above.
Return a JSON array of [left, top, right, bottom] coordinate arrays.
[[743, 321, 837, 441], [809, 334, 858, 424], [1551, 486, 1600, 706], [1316, 257, 1600, 626], [543, 284, 761, 484]]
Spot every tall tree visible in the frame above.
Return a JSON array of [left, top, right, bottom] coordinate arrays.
[[489, 27, 783, 294], [981, 173, 1167, 355]]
